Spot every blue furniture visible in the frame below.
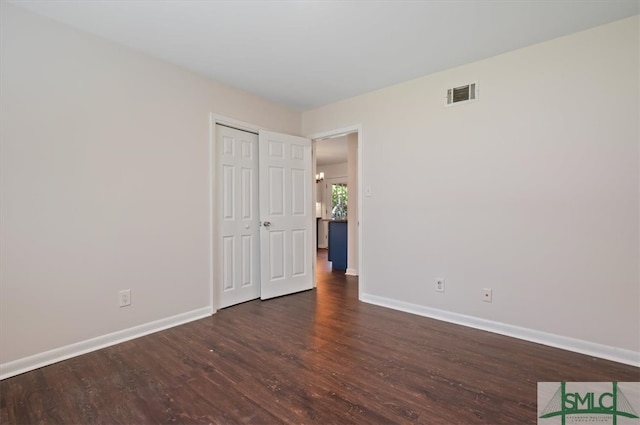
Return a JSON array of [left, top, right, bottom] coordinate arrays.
[[328, 220, 348, 270]]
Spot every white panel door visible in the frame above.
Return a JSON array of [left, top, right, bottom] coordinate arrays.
[[217, 125, 260, 308], [259, 130, 313, 300]]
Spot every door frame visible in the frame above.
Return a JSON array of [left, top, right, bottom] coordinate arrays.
[[307, 124, 363, 300], [209, 113, 318, 312]]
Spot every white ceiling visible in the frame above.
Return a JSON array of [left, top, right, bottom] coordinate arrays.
[[316, 135, 350, 166], [9, 0, 639, 112]]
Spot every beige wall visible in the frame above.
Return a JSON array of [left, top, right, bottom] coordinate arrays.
[[0, 4, 300, 365], [303, 17, 639, 356], [316, 161, 348, 180]]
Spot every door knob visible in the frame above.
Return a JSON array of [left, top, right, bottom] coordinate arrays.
[[263, 221, 271, 227]]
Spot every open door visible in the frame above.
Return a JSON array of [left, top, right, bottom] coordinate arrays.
[[259, 130, 314, 299]]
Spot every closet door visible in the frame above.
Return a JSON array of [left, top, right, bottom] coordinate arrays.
[[217, 125, 260, 308], [259, 130, 313, 300]]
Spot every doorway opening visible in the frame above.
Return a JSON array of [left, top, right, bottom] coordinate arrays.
[[313, 129, 360, 279]]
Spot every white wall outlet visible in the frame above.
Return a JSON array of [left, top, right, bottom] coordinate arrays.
[[436, 279, 445, 293], [482, 288, 492, 302], [119, 289, 131, 307]]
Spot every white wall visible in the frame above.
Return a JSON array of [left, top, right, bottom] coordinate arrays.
[[0, 4, 300, 368], [303, 17, 639, 360]]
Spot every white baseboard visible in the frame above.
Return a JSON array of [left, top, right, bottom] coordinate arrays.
[[360, 293, 640, 367], [345, 268, 358, 276], [0, 307, 213, 380]]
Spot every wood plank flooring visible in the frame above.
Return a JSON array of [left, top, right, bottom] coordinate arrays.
[[1, 250, 638, 424]]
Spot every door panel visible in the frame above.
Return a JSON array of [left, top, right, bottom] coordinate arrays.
[[269, 230, 285, 280], [291, 229, 306, 276], [217, 125, 260, 308], [259, 130, 313, 300]]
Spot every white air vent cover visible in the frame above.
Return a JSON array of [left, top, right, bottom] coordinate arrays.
[[446, 83, 477, 106]]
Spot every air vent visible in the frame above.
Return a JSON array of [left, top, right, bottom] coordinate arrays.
[[446, 83, 477, 106]]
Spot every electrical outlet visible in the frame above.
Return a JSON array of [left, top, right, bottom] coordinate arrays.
[[435, 279, 445, 293], [482, 288, 492, 303], [119, 289, 131, 307]]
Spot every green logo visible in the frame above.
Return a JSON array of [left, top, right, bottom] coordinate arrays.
[[539, 382, 639, 425]]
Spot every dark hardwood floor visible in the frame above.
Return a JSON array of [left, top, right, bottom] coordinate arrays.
[[2, 250, 638, 424]]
